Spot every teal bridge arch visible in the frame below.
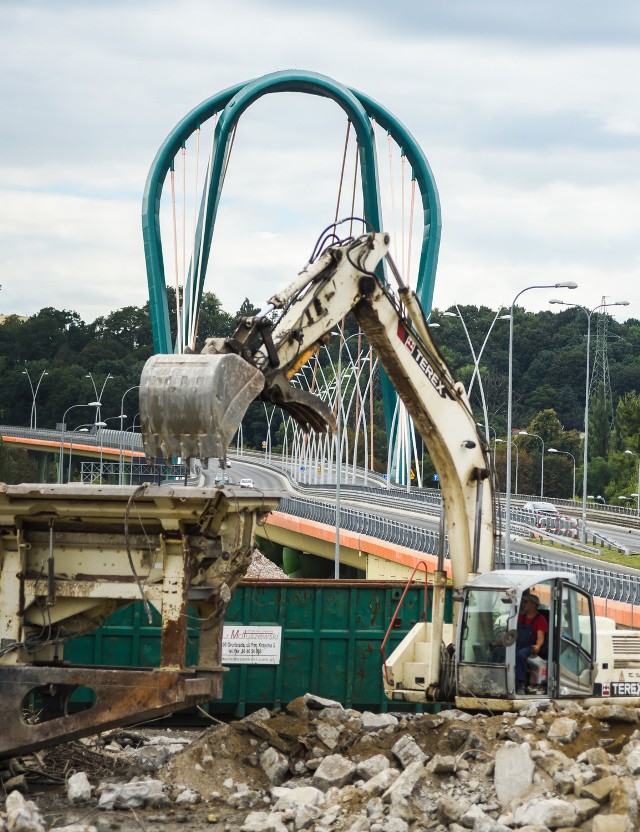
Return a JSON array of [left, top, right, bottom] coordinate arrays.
[[142, 69, 442, 448]]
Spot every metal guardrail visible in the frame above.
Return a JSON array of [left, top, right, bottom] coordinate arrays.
[[494, 548, 640, 605], [283, 496, 640, 605], [1, 424, 144, 452], [281, 496, 444, 557]]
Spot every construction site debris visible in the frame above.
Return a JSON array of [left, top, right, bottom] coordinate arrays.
[[245, 548, 288, 580], [5, 694, 640, 830]]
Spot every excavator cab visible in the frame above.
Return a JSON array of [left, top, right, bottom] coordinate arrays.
[[456, 570, 597, 706]]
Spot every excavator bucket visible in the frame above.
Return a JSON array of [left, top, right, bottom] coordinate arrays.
[[139, 353, 265, 464]]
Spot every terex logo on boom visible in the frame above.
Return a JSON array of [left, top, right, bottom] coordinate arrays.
[[397, 324, 452, 400]]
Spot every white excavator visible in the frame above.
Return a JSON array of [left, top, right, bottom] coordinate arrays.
[[140, 230, 640, 711]]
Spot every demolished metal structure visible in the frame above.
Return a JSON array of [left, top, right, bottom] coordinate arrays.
[[0, 481, 280, 758]]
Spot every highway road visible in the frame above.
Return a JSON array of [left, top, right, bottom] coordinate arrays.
[[210, 455, 640, 582]]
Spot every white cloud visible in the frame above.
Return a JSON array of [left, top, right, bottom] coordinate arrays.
[[0, 0, 639, 328]]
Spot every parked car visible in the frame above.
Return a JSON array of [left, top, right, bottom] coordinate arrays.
[[521, 501, 559, 516], [239, 477, 254, 488]]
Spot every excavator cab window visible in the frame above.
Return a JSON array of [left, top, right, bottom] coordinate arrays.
[[457, 589, 515, 699], [459, 589, 513, 663]]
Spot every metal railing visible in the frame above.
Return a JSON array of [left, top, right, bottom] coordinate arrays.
[[1, 424, 143, 452], [281, 496, 640, 605], [80, 461, 187, 485], [494, 547, 640, 605]]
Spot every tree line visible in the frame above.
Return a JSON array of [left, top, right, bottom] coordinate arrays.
[[1, 296, 639, 503]]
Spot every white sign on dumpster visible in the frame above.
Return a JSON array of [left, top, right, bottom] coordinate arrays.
[[221, 625, 282, 664]]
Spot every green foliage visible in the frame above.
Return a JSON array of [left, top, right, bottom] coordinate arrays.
[[616, 392, 640, 454], [0, 440, 39, 483], [2, 295, 640, 500], [584, 456, 613, 501]]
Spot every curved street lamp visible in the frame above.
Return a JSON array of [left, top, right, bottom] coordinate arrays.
[[67, 425, 91, 483], [548, 447, 576, 500], [442, 307, 508, 468], [504, 281, 577, 567], [119, 385, 139, 484], [58, 401, 101, 483], [496, 438, 520, 494], [477, 422, 497, 469], [550, 298, 629, 542], [22, 368, 48, 429]]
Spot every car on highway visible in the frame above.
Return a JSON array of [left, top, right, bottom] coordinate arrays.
[[521, 501, 559, 516], [214, 473, 231, 485], [239, 477, 254, 488]]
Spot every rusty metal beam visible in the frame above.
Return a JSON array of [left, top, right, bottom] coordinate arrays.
[[0, 664, 224, 758]]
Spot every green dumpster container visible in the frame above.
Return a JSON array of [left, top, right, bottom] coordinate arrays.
[[64, 579, 452, 716]]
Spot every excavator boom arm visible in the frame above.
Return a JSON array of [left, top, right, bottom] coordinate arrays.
[[140, 232, 495, 589]]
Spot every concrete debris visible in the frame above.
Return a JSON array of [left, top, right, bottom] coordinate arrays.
[[174, 787, 200, 805], [361, 712, 398, 732], [304, 693, 345, 710], [312, 754, 356, 791], [7, 694, 640, 830], [547, 716, 579, 744], [260, 746, 290, 785], [66, 772, 92, 805], [494, 743, 534, 806], [4, 791, 45, 832], [356, 754, 391, 781], [391, 734, 428, 767], [96, 778, 168, 810]]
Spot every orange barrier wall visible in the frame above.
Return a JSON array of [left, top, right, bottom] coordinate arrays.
[[1, 435, 144, 458], [265, 510, 452, 577]]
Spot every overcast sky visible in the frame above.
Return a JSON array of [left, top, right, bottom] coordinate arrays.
[[1, 0, 639, 329]]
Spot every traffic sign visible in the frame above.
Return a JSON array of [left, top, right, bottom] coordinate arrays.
[[433, 473, 439, 482]]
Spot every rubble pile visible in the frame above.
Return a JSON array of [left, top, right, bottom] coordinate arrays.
[[245, 548, 288, 579], [3, 695, 640, 831]]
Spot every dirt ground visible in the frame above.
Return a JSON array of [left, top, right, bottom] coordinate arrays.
[[3, 696, 640, 832]]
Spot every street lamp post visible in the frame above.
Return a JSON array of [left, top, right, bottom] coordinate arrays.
[[263, 404, 276, 465], [58, 402, 101, 483], [442, 307, 506, 463], [97, 415, 124, 484], [548, 448, 576, 500], [504, 281, 577, 567], [95, 420, 108, 484], [477, 422, 497, 468], [332, 329, 344, 580], [119, 385, 139, 484], [22, 368, 48, 429], [496, 438, 519, 494], [67, 425, 91, 483], [625, 450, 640, 517], [519, 431, 545, 496], [126, 415, 140, 482], [86, 372, 113, 425], [550, 298, 629, 542]]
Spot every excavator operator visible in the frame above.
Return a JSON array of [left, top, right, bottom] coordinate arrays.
[[516, 592, 548, 694]]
